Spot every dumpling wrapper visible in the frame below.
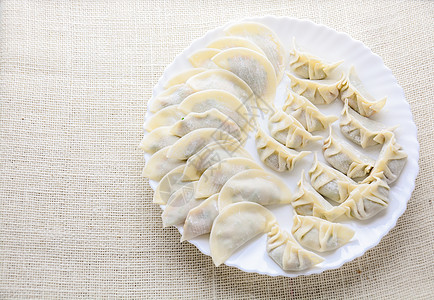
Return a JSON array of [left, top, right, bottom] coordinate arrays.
[[149, 83, 195, 112], [206, 36, 266, 56], [188, 48, 220, 68], [164, 68, 206, 88], [144, 105, 186, 132], [153, 165, 194, 205], [218, 169, 292, 210], [142, 146, 185, 181], [210, 202, 277, 266], [139, 126, 180, 154]]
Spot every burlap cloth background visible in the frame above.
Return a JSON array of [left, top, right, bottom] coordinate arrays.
[[0, 1, 433, 299]]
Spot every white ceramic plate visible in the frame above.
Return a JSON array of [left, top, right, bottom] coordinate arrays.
[[143, 16, 419, 277]]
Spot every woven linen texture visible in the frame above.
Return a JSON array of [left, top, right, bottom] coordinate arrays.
[[0, 1, 433, 299]]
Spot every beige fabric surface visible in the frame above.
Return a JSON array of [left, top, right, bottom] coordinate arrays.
[[0, 1, 433, 299]]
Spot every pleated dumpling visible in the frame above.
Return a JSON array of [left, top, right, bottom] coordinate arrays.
[[218, 169, 292, 210], [170, 108, 244, 142], [153, 165, 195, 205], [206, 36, 266, 56], [322, 129, 375, 182], [142, 146, 185, 181], [289, 40, 342, 80], [224, 22, 286, 81], [339, 100, 396, 148], [287, 72, 344, 105], [181, 194, 219, 241], [363, 131, 407, 185], [308, 154, 357, 203], [139, 126, 180, 154], [164, 68, 206, 88], [166, 128, 239, 160], [181, 140, 252, 181], [195, 157, 262, 199], [255, 128, 310, 172], [144, 105, 186, 132], [188, 48, 220, 68], [149, 83, 195, 113], [161, 182, 202, 228], [268, 110, 322, 149], [282, 89, 338, 132], [210, 202, 277, 266], [178, 89, 253, 133], [267, 224, 324, 271], [291, 215, 355, 252], [340, 66, 386, 117], [212, 47, 277, 108]]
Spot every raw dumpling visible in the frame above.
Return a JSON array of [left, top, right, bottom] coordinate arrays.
[[178, 89, 253, 133], [212, 47, 277, 106], [268, 110, 322, 149], [340, 66, 386, 117], [149, 83, 195, 112], [218, 169, 292, 210], [161, 182, 202, 227], [363, 131, 407, 185], [308, 154, 357, 203], [267, 224, 324, 271], [287, 72, 344, 105], [153, 165, 194, 205], [181, 194, 219, 241], [339, 100, 396, 148], [164, 68, 206, 88], [188, 48, 220, 68], [291, 171, 334, 217], [323, 129, 375, 182], [166, 128, 239, 160], [139, 126, 180, 154], [282, 89, 338, 132], [291, 215, 355, 252], [206, 36, 266, 56], [195, 157, 262, 199], [181, 140, 252, 181], [210, 202, 277, 266], [170, 108, 244, 141], [255, 128, 310, 172], [224, 22, 286, 81], [289, 40, 342, 80], [142, 146, 185, 181], [144, 105, 185, 132]]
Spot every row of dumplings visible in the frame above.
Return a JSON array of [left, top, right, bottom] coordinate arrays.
[[140, 21, 407, 271]]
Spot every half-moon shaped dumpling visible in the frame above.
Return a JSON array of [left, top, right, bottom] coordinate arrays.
[[149, 83, 195, 113], [164, 68, 206, 88], [218, 169, 292, 210], [139, 126, 180, 154], [287, 72, 344, 105], [267, 224, 324, 271], [170, 108, 244, 141], [181, 140, 252, 181], [188, 48, 220, 68], [195, 157, 262, 199], [224, 22, 286, 81], [153, 165, 195, 205], [166, 128, 239, 160], [323, 129, 375, 182], [289, 40, 342, 80], [291, 171, 334, 217], [144, 105, 185, 132], [291, 215, 355, 252], [161, 181, 202, 228], [212, 47, 277, 107], [210, 202, 277, 266], [206, 36, 266, 56], [178, 89, 253, 133], [340, 66, 386, 117], [255, 128, 310, 172], [340, 100, 396, 148], [282, 89, 338, 132], [181, 193, 219, 242], [142, 146, 185, 181], [268, 110, 322, 149], [308, 154, 357, 203], [363, 131, 407, 185]]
